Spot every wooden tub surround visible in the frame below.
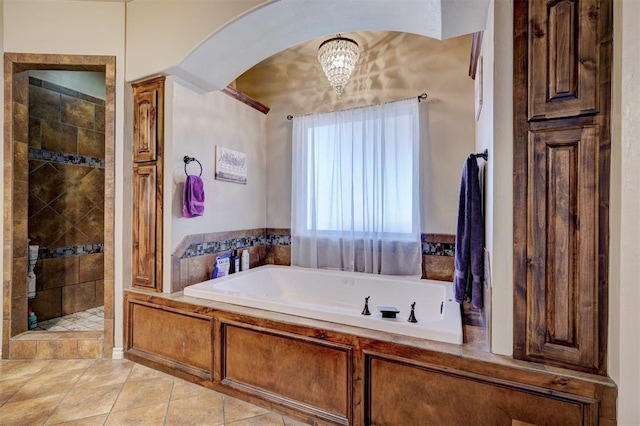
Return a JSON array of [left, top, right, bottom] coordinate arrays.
[[124, 290, 616, 425]]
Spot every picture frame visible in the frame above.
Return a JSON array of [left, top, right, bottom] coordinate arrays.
[[215, 146, 247, 184]]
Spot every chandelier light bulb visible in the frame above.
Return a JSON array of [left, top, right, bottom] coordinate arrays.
[[318, 35, 359, 97]]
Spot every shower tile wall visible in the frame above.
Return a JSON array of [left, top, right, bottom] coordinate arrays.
[[27, 77, 105, 322]]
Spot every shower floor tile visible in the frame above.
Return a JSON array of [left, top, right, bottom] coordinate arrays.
[[34, 306, 104, 331]]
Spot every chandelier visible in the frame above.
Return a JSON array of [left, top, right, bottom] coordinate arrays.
[[317, 35, 360, 97]]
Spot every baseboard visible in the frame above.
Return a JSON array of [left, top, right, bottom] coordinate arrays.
[[112, 347, 124, 359]]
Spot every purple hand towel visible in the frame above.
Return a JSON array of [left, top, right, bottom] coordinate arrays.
[[453, 155, 484, 309], [182, 175, 205, 218]]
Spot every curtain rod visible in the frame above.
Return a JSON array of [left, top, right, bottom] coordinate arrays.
[[286, 92, 428, 121]]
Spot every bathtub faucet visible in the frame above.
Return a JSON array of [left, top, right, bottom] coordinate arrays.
[[361, 296, 371, 315], [408, 302, 418, 323]]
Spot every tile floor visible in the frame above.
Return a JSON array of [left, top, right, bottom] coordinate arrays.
[[34, 307, 104, 332], [0, 358, 309, 425]]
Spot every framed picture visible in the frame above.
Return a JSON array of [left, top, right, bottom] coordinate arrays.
[[215, 146, 247, 184]]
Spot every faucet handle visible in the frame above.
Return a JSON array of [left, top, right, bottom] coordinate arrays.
[[361, 296, 371, 316], [408, 302, 418, 323]]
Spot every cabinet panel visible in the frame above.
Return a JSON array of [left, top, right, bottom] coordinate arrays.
[[526, 126, 599, 370], [366, 354, 596, 425], [528, 0, 598, 120], [132, 165, 157, 289], [221, 323, 351, 424], [132, 78, 164, 162], [129, 301, 212, 375]]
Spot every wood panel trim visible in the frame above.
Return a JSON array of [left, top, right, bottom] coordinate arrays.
[[469, 31, 484, 80], [125, 297, 212, 378], [364, 351, 599, 425], [124, 290, 617, 424], [222, 85, 270, 115], [218, 319, 352, 425]]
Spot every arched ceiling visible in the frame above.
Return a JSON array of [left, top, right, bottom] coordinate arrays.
[[168, 0, 490, 91]]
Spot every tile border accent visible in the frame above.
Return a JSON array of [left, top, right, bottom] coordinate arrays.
[[182, 235, 266, 259], [38, 243, 104, 259], [29, 148, 105, 168], [421, 233, 455, 257]]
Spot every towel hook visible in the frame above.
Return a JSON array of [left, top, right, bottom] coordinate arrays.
[[183, 156, 203, 177]]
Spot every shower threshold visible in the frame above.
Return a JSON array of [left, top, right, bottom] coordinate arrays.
[[34, 306, 104, 331]]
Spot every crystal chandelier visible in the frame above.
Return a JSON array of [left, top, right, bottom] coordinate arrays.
[[317, 35, 360, 97]]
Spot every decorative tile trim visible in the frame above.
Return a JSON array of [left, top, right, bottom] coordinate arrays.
[[266, 234, 291, 246], [422, 242, 455, 257], [38, 243, 104, 260], [29, 148, 105, 168], [182, 235, 266, 259]]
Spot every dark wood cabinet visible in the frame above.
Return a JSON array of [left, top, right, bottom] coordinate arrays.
[[133, 77, 163, 162], [131, 77, 165, 292], [528, 0, 600, 120], [132, 165, 158, 289], [514, 0, 612, 374]]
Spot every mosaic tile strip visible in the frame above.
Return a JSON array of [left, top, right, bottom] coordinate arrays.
[[29, 148, 105, 168], [266, 234, 291, 246], [182, 235, 266, 259], [422, 242, 455, 257], [38, 243, 104, 260]]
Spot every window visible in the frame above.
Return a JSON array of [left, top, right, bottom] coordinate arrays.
[[291, 98, 422, 275]]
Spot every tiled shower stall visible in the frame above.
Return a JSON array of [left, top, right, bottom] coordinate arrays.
[[26, 76, 105, 325]]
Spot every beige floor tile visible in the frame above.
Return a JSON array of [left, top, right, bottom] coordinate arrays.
[[170, 378, 217, 401], [73, 360, 133, 390], [0, 376, 29, 405], [111, 376, 173, 413], [104, 402, 167, 426], [47, 414, 108, 426], [44, 383, 122, 425], [166, 392, 224, 426], [0, 359, 49, 381], [40, 359, 96, 372], [227, 412, 285, 426], [224, 395, 270, 424], [0, 393, 65, 425], [8, 366, 85, 402], [283, 415, 312, 426], [126, 363, 168, 382]]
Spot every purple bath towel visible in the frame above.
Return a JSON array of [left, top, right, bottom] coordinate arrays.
[[453, 155, 484, 309], [182, 175, 205, 218]]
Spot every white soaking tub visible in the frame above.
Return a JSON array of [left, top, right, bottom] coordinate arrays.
[[183, 265, 462, 344]]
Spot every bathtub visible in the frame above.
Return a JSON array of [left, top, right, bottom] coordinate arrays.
[[183, 265, 463, 344]]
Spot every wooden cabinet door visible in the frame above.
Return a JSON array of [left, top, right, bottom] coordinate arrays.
[[132, 165, 158, 289], [525, 126, 600, 370], [528, 0, 599, 120], [514, 0, 611, 374], [133, 77, 164, 163]]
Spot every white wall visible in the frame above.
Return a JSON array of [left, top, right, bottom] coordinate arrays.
[[168, 79, 267, 252], [125, 0, 267, 83], [611, 0, 640, 422], [2, 0, 126, 355], [477, 0, 513, 356], [237, 32, 475, 234]]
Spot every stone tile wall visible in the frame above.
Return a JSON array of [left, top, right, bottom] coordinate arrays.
[[27, 77, 105, 321], [171, 229, 455, 293]]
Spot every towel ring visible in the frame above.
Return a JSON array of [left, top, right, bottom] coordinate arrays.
[[183, 156, 202, 177]]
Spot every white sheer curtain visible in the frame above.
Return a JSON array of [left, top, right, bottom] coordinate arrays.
[[291, 98, 422, 276]]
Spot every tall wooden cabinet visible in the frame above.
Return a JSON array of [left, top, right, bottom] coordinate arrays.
[[513, 0, 612, 374], [132, 77, 165, 292]]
